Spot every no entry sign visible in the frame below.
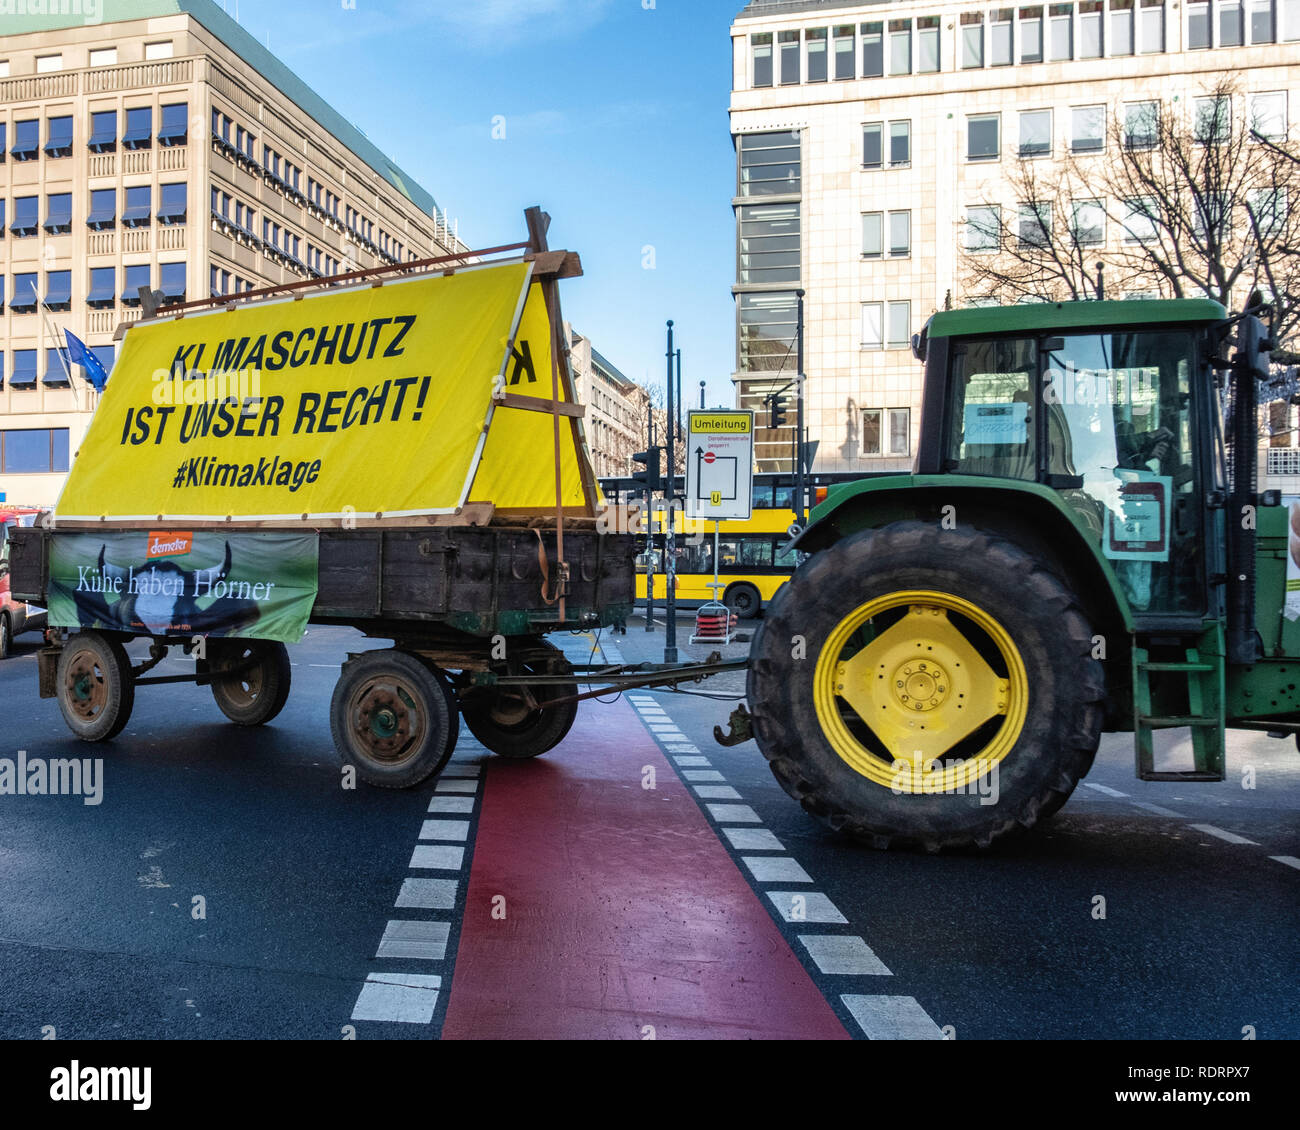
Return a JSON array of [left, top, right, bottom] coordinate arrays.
[[685, 410, 754, 520]]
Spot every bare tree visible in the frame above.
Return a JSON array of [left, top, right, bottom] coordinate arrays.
[[959, 76, 1300, 347]]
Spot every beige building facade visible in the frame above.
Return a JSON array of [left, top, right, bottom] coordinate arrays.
[[729, 0, 1300, 476], [0, 0, 464, 507], [567, 325, 650, 479]]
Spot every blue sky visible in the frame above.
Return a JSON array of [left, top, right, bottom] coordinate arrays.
[[226, 0, 742, 407]]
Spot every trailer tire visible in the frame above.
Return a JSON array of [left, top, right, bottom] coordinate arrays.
[[331, 649, 455, 788], [208, 639, 292, 726], [748, 521, 1103, 851], [55, 631, 135, 742], [725, 583, 761, 620], [0, 612, 11, 660], [461, 641, 578, 759]]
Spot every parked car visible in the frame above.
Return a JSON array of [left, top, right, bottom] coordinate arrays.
[[0, 508, 47, 659]]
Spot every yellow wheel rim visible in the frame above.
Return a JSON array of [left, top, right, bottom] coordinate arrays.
[[813, 590, 1029, 793]]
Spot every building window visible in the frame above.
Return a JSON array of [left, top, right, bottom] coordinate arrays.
[[1019, 109, 1052, 156], [0, 429, 70, 472], [751, 32, 772, 87], [159, 262, 186, 302], [144, 41, 174, 59], [778, 29, 800, 84], [44, 270, 71, 311], [1194, 192, 1230, 240], [44, 193, 72, 235], [738, 202, 800, 284], [969, 113, 1001, 160], [1194, 95, 1231, 145], [158, 103, 188, 146], [87, 188, 116, 230], [1110, 0, 1135, 53], [89, 110, 117, 152], [991, 8, 1015, 62], [1138, 0, 1165, 51], [738, 130, 800, 197], [861, 20, 884, 76], [0, 122, 5, 162], [1072, 105, 1105, 151], [918, 15, 941, 71], [1080, 0, 1104, 54], [11, 119, 38, 161], [1019, 5, 1044, 60], [1189, 0, 1211, 46], [1285, 0, 1300, 40], [158, 182, 188, 225], [962, 12, 985, 66], [36, 54, 62, 73], [1251, 0, 1277, 42], [9, 271, 37, 310], [862, 408, 912, 457], [1247, 188, 1287, 238], [122, 107, 152, 150], [1122, 197, 1158, 241], [889, 18, 912, 74], [739, 291, 799, 373], [889, 121, 911, 166], [44, 116, 73, 158], [806, 27, 828, 82], [121, 264, 150, 305], [1249, 91, 1288, 141], [861, 210, 911, 258], [861, 302, 884, 348], [122, 185, 151, 228], [89, 47, 117, 67], [1018, 201, 1053, 247], [0, 61, 8, 78], [833, 24, 855, 79], [1220, 0, 1245, 43], [1049, 3, 1074, 58], [91, 346, 115, 376], [88, 267, 116, 307], [10, 350, 39, 387], [1071, 199, 1106, 244], [10, 196, 39, 237], [967, 205, 1002, 250], [1124, 99, 1159, 147], [45, 347, 72, 387], [863, 123, 883, 168]]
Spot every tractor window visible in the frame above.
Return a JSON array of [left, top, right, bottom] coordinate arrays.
[[1044, 331, 1200, 615], [946, 337, 1037, 480]]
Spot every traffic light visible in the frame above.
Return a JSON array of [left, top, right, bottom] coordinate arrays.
[[769, 393, 788, 430], [632, 446, 662, 496]]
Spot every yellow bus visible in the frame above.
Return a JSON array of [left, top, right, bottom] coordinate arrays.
[[601, 473, 867, 619]]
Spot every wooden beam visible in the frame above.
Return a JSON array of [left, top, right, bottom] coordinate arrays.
[[525, 249, 583, 279], [492, 392, 585, 418]]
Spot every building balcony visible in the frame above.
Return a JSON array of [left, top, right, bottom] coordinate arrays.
[[88, 153, 116, 178], [88, 310, 118, 335], [88, 231, 116, 256], [158, 226, 187, 252], [159, 147, 188, 173], [122, 228, 151, 253], [122, 150, 152, 175]]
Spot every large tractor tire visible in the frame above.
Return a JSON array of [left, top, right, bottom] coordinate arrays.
[[207, 639, 292, 726], [330, 649, 456, 788], [55, 631, 136, 742], [461, 640, 579, 759], [748, 521, 1103, 851], [0, 612, 11, 660]]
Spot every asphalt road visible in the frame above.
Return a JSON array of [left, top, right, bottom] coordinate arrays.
[[0, 613, 1295, 1040]]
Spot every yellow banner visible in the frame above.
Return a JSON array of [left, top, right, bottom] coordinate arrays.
[[689, 413, 752, 434], [55, 262, 588, 522]]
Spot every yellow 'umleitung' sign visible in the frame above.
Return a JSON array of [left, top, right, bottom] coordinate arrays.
[[55, 262, 589, 522]]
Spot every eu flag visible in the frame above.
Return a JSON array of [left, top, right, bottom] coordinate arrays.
[[63, 330, 110, 392]]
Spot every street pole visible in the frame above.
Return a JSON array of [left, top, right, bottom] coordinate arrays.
[[664, 322, 679, 663], [645, 404, 655, 632], [795, 289, 807, 527], [700, 380, 706, 409]]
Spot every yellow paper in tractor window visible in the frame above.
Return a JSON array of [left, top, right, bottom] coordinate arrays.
[[54, 261, 574, 523]]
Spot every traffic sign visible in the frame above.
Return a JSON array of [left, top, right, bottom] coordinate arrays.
[[685, 410, 754, 520]]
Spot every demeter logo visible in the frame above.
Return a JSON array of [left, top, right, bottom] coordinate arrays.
[[146, 531, 193, 559]]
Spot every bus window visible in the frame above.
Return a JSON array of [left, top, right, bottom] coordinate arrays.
[[771, 485, 794, 509], [753, 484, 776, 508], [774, 541, 804, 569], [738, 538, 774, 567]]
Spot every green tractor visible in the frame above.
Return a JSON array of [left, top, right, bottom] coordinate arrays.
[[749, 297, 1289, 850]]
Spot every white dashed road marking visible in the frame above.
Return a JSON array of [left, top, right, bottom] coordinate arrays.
[[742, 855, 814, 883], [1083, 782, 1129, 798], [1187, 823, 1259, 845], [722, 827, 785, 851], [1269, 855, 1300, 871], [351, 973, 442, 1024], [1131, 802, 1185, 817], [419, 819, 471, 841], [376, 920, 451, 961], [767, 891, 848, 924], [841, 994, 945, 1040], [706, 803, 761, 823], [409, 844, 466, 871], [395, 878, 459, 909], [799, 935, 893, 976]]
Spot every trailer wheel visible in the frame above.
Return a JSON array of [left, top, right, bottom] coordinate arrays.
[[461, 641, 578, 759], [725, 582, 761, 620], [748, 521, 1103, 851], [330, 649, 454, 788], [208, 639, 292, 726], [55, 631, 135, 742]]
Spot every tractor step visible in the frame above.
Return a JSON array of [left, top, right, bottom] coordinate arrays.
[[1133, 626, 1225, 783]]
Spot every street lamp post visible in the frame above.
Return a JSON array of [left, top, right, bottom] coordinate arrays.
[[795, 289, 807, 527], [664, 322, 679, 664]]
